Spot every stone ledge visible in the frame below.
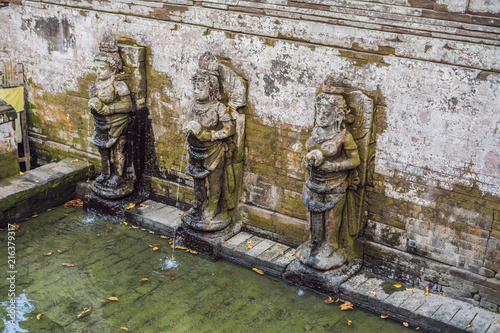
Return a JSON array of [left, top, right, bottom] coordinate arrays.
[[339, 272, 500, 333], [0, 158, 94, 226]]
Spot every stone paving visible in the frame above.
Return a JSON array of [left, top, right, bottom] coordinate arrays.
[[0, 158, 93, 225], [126, 199, 500, 333]]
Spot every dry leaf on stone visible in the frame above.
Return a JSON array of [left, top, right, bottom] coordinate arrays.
[[126, 203, 135, 210], [494, 321, 499, 325], [252, 268, 264, 275], [246, 246, 253, 249], [369, 291, 376, 296], [424, 287, 429, 296], [406, 288, 413, 291], [380, 315, 388, 319], [403, 322, 409, 327], [394, 284, 402, 288]]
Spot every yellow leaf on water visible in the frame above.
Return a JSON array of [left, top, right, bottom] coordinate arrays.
[[123, 221, 128, 225], [340, 301, 354, 310], [189, 250, 198, 254], [424, 287, 429, 296], [76, 307, 91, 318], [44, 251, 53, 256], [403, 322, 409, 327], [139, 278, 149, 282], [149, 231, 155, 234], [380, 315, 388, 319], [120, 328, 128, 331], [324, 297, 334, 304], [108, 297, 118, 301], [36, 313, 42, 320], [346, 318, 352, 326], [252, 268, 264, 275], [141, 228, 146, 231], [32, 214, 38, 218], [152, 247, 159, 251], [369, 291, 376, 296], [57, 249, 62, 253], [160, 236, 168, 239], [62, 263, 75, 267], [394, 284, 402, 288], [131, 226, 139, 229]]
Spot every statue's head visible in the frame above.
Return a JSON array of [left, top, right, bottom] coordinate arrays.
[[94, 34, 122, 80], [191, 69, 221, 103], [315, 93, 346, 132]]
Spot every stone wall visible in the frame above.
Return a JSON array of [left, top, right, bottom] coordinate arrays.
[[0, 0, 499, 310]]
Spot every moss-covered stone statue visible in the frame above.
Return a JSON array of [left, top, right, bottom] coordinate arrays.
[[297, 92, 360, 270], [88, 35, 134, 199], [181, 52, 247, 232], [285, 77, 379, 293]]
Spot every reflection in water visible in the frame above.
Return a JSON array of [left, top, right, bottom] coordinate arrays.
[[1, 294, 34, 333]]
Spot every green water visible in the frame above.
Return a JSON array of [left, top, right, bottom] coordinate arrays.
[[0, 205, 412, 332]]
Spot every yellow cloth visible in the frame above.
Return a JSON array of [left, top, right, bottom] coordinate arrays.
[[0, 86, 24, 143], [0, 86, 24, 112]]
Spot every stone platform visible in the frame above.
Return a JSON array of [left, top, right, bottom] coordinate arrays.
[[121, 199, 500, 332], [0, 158, 93, 226]]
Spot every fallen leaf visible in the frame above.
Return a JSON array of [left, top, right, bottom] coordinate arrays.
[[406, 287, 413, 291], [389, 54, 396, 57], [35, 180, 39, 183], [139, 278, 149, 282], [126, 203, 135, 210], [494, 321, 499, 325], [131, 226, 139, 229], [246, 246, 253, 249], [32, 214, 38, 218], [467, 324, 472, 328], [213, 303, 220, 306], [416, 328, 420, 330], [120, 328, 128, 331], [369, 291, 376, 296], [57, 250, 62, 253], [280, 251, 284, 255], [324, 297, 334, 304], [224, 283, 229, 289], [346, 318, 352, 326], [76, 307, 91, 318], [19, 171, 24, 175], [403, 322, 409, 327], [123, 222, 128, 225], [247, 240, 252, 244], [141, 228, 146, 231], [277, 244, 282, 246], [44, 251, 53, 256], [177, 213, 182, 215], [177, 237, 182, 241], [380, 315, 388, 319], [104, 227, 112, 232], [152, 247, 159, 251], [340, 301, 354, 310], [368, 282, 372, 285], [394, 284, 402, 288], [106, 246, 113, 249], [36, 313, 42, 320], [189, 250, 198, 254], [252, 268, 264, 275], [221, 241, 226, 244], [108, 297, 118, 301], [347, 279, 351, 282], [160, 236, 168, 239], [424, 287, 429, 296], [149, 231, 155, 234], [62, 263, 75, 267]]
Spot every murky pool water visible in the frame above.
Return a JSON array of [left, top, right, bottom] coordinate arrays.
[[0, 205, 412, 332]]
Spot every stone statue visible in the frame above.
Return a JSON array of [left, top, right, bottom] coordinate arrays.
[[296, 91, 361, 270], [181, 52, 246, 232], [88, 35, 134, 199]]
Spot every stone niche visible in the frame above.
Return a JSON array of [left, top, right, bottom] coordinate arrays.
[[0, 100, 19, 180]]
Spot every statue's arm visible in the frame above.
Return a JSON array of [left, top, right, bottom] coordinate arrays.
[[321, 133, 360, 172], [101, 81, 132, 115]]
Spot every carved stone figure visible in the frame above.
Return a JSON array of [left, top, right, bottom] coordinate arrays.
[[296, 90, 360, 270], [89, 35, 134, 199], [181, 52, 246, 232]]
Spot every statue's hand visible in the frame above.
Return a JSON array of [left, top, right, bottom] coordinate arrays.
[[97, 105, 113, 116], [211, 130, 226, 141], [183, 121, 202, 136], [88, 97, 103, 113], [304, 150, 323, 167]]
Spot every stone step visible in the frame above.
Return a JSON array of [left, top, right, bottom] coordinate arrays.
[[221, 231, 296, 278], [125, 200, 182, 237]]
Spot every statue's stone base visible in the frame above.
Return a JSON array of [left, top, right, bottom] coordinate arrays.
[[80, 181, 146, 219], [177, 221, 242, 260], [92, 180, 134, 199], [283, 259, 362, 295]]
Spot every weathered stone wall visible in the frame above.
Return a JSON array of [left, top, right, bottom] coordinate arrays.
[[1, 0, 499, 310]]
